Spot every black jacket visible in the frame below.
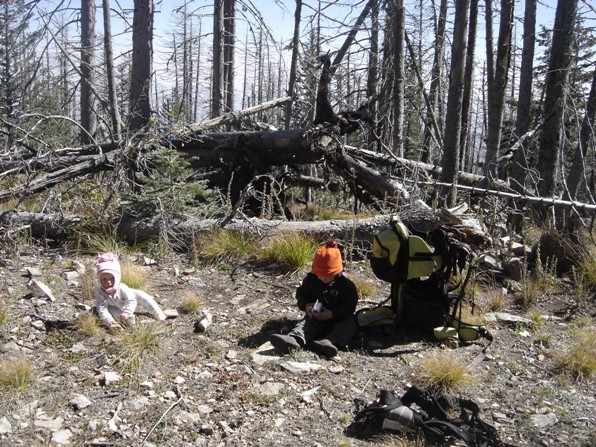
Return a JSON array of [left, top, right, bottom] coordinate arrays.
[[296, 272, 359, 321]]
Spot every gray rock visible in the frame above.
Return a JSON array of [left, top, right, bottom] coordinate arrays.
[[129, 396, 149, 411], [280, 361, 323, 374], [479, 253, 502, 270], [258, 382, 284, 396], [0, 416, 12, 434], [69, 394, 92, 410], [531, 413, 558, 429], [34, 412, 63, 431], [50, 429, 72, 445], [164, 308, 178, 319], [485, 312, 534, 327], [61, 271, 79, 281], [173, 411, 201, 426], [506, 258, 524, 281]]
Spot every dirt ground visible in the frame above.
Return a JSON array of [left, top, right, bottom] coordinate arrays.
[[0, 243, 594, 447]]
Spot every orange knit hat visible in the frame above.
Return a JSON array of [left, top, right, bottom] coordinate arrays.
[[312, 240, 343, 276]]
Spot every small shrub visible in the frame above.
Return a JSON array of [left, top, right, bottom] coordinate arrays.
[[485, 288, 508, 312], [76, 313, 100, 338], [120, 261, 148, 290], [0, 300, 6, 328], [78, 225, 129, 254], [416, 351, 472, 394], [179, 292, 202, 314], [556, 326, 596, 380], [198, 229, 259, 264], [260, 233, 318, 271], [351, 276, 376, 299], [80, 269, 98, 302], [117, 322, 162, 375], [0, 355, 33, 394]]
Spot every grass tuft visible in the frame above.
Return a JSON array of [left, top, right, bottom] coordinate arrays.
[[116, 322, 162, 375], [198, 229, 259, 264], [351, 276, 376, 299], [75, 313, 100, 338], [556, 325, 596, 380], [0, 355, 34, 394], [120, 261, 149, 290], [178, 292, 203, 314], [0, 300, 6, 328], [416, 350, 473, 394], [260, 233, 318, 271]]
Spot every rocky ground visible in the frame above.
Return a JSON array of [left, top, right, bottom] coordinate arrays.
[[0, 242, 594, 447]]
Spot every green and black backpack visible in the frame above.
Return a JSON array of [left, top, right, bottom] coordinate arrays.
[[359, 213, 485, 340]]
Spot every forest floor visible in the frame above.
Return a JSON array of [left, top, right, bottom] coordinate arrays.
[[0, 241, 594, 447]]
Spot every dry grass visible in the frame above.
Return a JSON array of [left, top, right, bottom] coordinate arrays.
[[116, 322, 163, 376], [260, 233, 318, 271], [416, 350, 473, 394], [556, 324, 596, 380], [0, 355, 34, 394], [121, 261, 149, 290], [75, 313, 100, 338], [484, 288, 509, 312], [0, 300, 6, 328], [197, 229, 259, 264], [351, 276, 376, 299], [178, 292, 203, 314]]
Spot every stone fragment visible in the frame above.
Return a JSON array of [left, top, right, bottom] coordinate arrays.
[[129, 397, 149, 411], [280, 361, 323, 373], [196, 404, 213, 415], [485, 312, 534, 327], [300, 386, 320, 403], [258, 382, 284, 396], [478, 253, 502, 270], [200, 424, 214, 435], [173, 411, 201, 426], [27, 279, 56, 302], [71, 261, 86, 274], [531, 413, 558, 429], [31, 320, 45, 330], [506, 257, 524, 281], [50, 429, 72, 445], [34, 411, 63, 431], [69, 394, 92, 410], [102, 371, 121, 385], [164, 309, 178, 319], [25, 267, 43, 277], [0, 416, 12, 434]]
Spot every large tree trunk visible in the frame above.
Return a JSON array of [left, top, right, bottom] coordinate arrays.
[[537, 0, 578, 197], [102, 0, 122, 141], [459, 0, 478, 172], [129, 0, 153, 132], [284, 0, 302, 130], [392, 0, 405, 157], [421, 0, 447, 163], [80, 0, 96, 145], [563, 64, 596, 201], [484, 0, 514, 170], [510, 0, 536, 193], [223, 0, 235, 113], [440, 0, 469, 205]]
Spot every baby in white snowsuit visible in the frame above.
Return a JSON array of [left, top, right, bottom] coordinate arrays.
[[95, 252, 166, 328]]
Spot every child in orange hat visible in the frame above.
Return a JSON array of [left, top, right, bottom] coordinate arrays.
[[270, 240, 359, 358]]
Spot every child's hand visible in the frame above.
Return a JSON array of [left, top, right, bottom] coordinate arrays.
[[305, 303, 315, 318], [108, 322, 121, 330], [118, 313, 130, 322], [312, 309, 333, 321]]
